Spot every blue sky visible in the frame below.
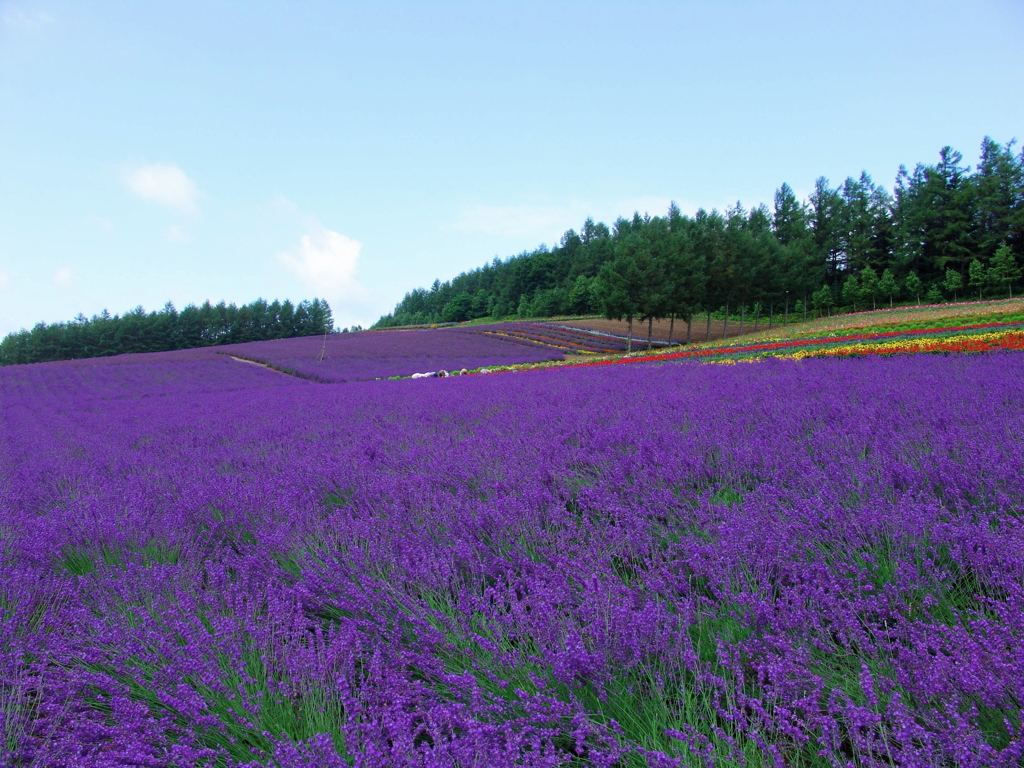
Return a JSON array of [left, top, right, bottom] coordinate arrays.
[[2, 0, 1022, 334]]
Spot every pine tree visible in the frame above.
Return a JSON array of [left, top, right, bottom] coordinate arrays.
[[859, 266, 879, 310], [904, 272, 923, 304], [990, 244, 1022, 298], [879, 269, 899, 308], [973, 137, 1024, 261], [842, 274, 860, 311], [943, 269, 963, 302], [968, 259, 987, 300]]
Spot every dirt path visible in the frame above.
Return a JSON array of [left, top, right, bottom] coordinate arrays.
[[228, 355, 299, 377]]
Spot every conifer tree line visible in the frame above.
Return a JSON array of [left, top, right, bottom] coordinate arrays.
[[374, 137, 1024, 335], [0, 298, 334, 366]]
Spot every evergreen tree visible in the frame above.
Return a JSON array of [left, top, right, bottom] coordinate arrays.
[[973, 137, 1024, 262], [661, 209, 702, 344], [904, 272, 923, 304], [441, 292, 473, 322], [990, 244, 1022, 298], [842, 274, 860, 311], [595, 256, 642, 352], [772, 182, 808, 245], [943, 269, 963, 302], [968, 259, 987, 300], [859, 266, 879, 310], [567, 275, 596, 314], [879, 269, 899, 308], [811, 285, 834, 318], [840, 173, 877, 273], [693, 208, 729, 341], [809, 177, 844, 283]]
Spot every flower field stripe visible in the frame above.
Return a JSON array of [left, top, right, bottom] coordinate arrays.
[[523, 322, 667, 347], [775, 328, 1024, 360], [480, 320, 1024, 376], [481, 329, 605, 353]]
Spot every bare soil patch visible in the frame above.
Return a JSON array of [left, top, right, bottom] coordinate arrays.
[[553, 316, 777, 344], [228, 355, 297, 377]]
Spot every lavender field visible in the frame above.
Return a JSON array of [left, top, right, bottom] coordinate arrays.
[[0, 348, 305, 404], [2, 350, 1024, 767], [223, 327, 564, 382]]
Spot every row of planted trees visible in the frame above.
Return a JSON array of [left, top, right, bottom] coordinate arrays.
[[0, 298, 334, 365], [593, 209, 1023, 352], [374, 137, 1024, 335]]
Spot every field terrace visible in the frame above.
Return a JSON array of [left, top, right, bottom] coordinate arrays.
[[217, 327, 565, 382]]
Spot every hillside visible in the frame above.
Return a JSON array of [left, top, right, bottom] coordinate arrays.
[[376, 137, 1024, 334]]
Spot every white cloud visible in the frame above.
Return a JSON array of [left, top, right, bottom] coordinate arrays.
[[277, 226, 364, 302], [2, 6, 55, 30], [164, 224, 190, 242], [0, 269, 10, 290], [52, 266, 73, 288], [120, 162, 200, 215]]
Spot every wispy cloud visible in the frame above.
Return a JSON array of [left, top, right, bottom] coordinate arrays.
[[120, 162, 200, 215], [277, 225, 365, 302], [0, 269, 11, 290], [2, 6, 55, 31], [52, 266, 73, 288]]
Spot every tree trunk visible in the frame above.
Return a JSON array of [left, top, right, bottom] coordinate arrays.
[[647, 316, 653, 351], [784, 295, 789, 327], [739, 305, 745, 336], [686, 317, 692, 344], [667, 315, 674, 345], [723, 302, 729, 340], [769, 301, 774, 330], [803, 292, 807, 321], [753, 303, 760, 333], [706, 310, 711, 341], [627, 317, 633, 353], [890, 296, 893, 309]]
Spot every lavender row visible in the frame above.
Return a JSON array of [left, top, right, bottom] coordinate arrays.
[[472, 322, 635, 354], [2, 353, 1024, 766], [0, 346, 304, 406]]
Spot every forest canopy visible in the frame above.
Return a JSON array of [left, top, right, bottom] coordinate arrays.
[[0, 298, 334, 366], [374, 137, 1024, 329]]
